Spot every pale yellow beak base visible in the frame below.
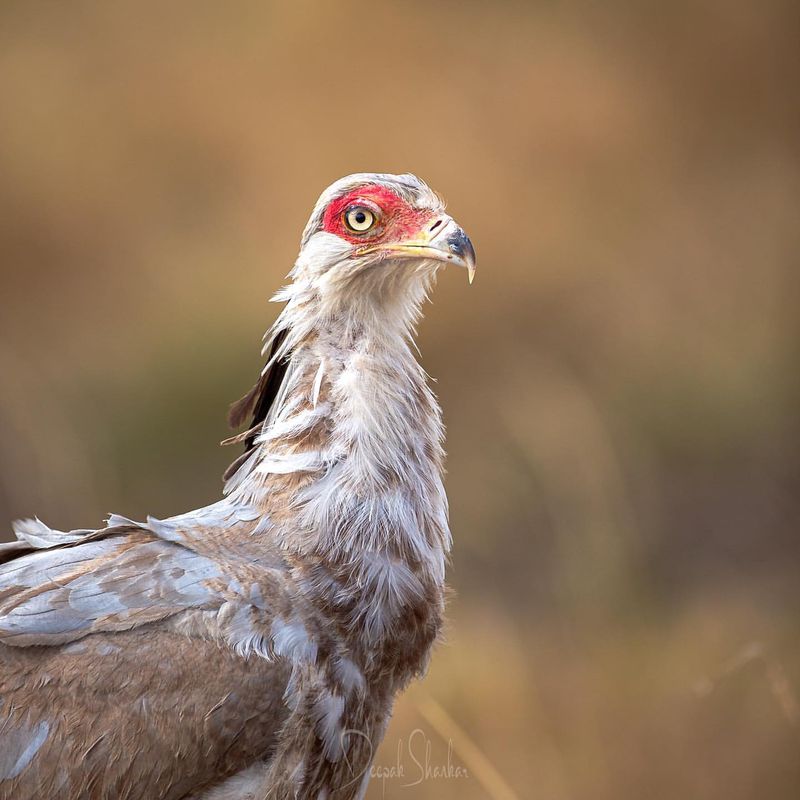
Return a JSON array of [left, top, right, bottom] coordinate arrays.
[[357, 217, 477, 284]]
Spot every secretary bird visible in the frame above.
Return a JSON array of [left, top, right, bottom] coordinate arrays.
[[0, 173, 476, 800]]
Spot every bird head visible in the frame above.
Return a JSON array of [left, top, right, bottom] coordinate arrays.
[[286, 173, 475, 320]]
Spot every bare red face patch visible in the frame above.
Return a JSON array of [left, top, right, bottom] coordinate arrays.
[[321, 185, 435, 245]]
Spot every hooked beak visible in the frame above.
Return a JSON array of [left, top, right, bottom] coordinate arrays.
[[357, 216, 477, 284]]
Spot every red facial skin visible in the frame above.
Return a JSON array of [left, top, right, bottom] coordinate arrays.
[[321, 185, 435, 246]]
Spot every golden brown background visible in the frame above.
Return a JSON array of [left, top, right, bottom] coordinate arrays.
[[1, 1, 798, 798]]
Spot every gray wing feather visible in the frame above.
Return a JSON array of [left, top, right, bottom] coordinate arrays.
[[9, 518, 93, 549], [0, 520, 227, 647]]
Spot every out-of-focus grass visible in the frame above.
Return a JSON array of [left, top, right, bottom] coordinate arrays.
[[0, 1, 798, 797], [382, 597, 800, 800]]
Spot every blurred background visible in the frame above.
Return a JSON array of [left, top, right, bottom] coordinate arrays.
[[1, 1, 798, 797]]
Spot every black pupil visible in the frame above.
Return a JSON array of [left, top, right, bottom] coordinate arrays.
[[354, 210, 367, 225]]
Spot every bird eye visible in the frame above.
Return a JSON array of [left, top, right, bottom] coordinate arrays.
[[344, 206, 377, 233]]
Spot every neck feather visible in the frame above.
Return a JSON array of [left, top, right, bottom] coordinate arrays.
[[227, 271, 450, 580]]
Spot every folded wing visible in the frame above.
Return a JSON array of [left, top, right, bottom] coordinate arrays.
[[0, 503, 285, 651]]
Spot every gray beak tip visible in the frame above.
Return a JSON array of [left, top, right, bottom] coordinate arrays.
[[446, 228, 477, 284]]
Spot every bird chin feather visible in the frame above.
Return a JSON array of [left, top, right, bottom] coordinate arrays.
[[290, 231, 439, 329]]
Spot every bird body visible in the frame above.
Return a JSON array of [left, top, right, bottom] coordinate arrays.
[[0, 174, 475, 799]]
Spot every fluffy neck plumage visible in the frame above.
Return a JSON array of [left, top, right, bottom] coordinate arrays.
[[228, 264, 450, 583]]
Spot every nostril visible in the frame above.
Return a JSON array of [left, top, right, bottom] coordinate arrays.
[[429, 219, 443, 233]]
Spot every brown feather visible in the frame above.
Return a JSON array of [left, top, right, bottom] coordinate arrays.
[[0, 627, 290, 800], [227, 328, 289, 431], [224, 327, 290, 481]]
